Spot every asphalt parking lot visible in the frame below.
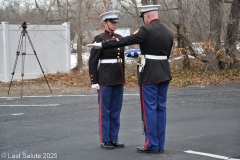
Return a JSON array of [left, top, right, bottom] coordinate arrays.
[[0, 83, 240, 160]]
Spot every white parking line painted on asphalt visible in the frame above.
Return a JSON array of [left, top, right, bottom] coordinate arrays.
[[0, 94, 139, 99], [0, 95, 97, 99], [0, 104, 60, 107], [185, 150, 240, 160], [11, 113, 24, 116]]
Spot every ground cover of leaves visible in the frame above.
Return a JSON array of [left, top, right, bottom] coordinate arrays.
[[1, 61, 240, 97]]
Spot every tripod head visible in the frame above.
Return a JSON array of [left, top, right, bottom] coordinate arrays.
[[21, 22, 27, 30]]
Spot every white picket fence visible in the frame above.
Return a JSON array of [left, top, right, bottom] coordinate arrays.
[[0, 22, 71, 82]]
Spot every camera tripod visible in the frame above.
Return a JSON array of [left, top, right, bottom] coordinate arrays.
[[8, 22, 52, 98]]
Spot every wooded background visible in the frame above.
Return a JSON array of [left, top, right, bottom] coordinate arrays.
[[1, 0, 239, 71]]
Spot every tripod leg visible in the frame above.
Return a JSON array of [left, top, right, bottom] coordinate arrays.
[[21, 53, 26, 98], [8, 32, 24, 95], [20, 34, 27, 98], [26, 32, 52, 93]]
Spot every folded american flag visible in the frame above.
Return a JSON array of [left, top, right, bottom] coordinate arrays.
[[124, 49, 141, 58]]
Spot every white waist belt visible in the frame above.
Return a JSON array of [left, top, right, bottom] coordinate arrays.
[[100, 59, 122, 63], [145, 55, 167, 60]]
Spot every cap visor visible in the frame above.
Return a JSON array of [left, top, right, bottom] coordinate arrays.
[[109, 19, 119, 23]]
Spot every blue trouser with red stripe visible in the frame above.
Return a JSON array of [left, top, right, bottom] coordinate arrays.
[[98, 84, 123, 142], [140, 81, 170, 151]]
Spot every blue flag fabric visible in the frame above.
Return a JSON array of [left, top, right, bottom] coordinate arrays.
[[124, 49, 141, 58]]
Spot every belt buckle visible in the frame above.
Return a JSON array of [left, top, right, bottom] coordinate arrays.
[[117, 58, 121, 63]]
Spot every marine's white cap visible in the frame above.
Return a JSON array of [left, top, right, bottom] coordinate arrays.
[[99, 10, 120, 22], [137, 5, 161, 17]]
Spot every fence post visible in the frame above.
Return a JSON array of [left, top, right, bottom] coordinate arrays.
[[1, 21, 10, 82], [62, 22, 71, 71]]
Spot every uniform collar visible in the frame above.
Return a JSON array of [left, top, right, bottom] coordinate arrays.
[[149, 18, 160, 24], [104, 30, 114, 36]]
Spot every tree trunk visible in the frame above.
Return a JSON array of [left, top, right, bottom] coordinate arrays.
[[76, 0, 83, 72], [76, 35, 83, 71], [208, 0, 223, 71], [226, 0, 240, 68]]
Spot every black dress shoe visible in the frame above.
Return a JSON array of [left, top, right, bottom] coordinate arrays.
[[101, 142, 114, 149], [137, 147, 159, 154], [111, 142, 125, 148], [159, 150, 164, 153]]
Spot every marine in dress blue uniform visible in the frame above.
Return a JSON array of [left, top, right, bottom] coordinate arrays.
[[88, 10, 125, 149], [87, 5, 173, 153]]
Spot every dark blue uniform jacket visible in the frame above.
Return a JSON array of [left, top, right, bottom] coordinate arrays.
[[102, 19, 173, 85], [89, 30, 125, 85]]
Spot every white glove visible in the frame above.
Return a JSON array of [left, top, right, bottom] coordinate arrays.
[[138, 54, 146, 72], [91, 84, 100, 90], [86, 42, 102, 49]]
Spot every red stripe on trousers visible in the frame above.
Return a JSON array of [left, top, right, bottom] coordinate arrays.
[[141, 86, 149, 150], [98, 89, 103, 142]]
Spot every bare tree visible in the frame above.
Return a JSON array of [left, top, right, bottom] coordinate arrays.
[[226, 0, 240, 68], [207, 0, 223, 71], [32, 0, 103, 71], [74, 0, 83, 71], [1, 0, 239, 71]]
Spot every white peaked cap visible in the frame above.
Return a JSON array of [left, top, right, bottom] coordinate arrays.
[[137, 4, 161, 13], [99, 10, 119, 21]]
